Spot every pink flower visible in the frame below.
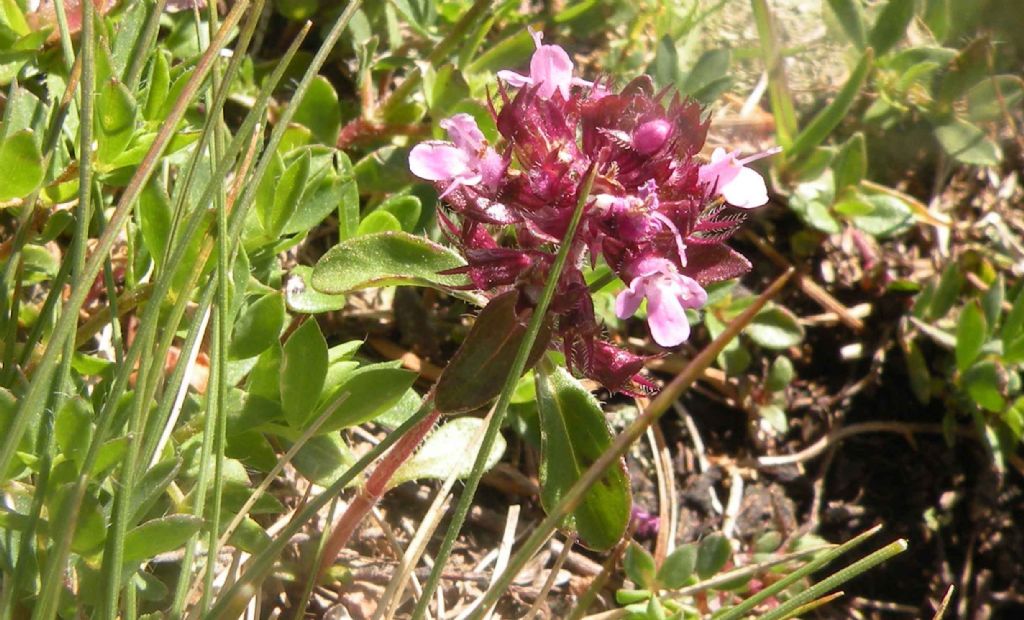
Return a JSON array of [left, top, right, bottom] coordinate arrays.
[[698, 147, 781, 209], [497, 29, 592, 100], [408, 114, 504, 197], [615, 258, 708, 347]]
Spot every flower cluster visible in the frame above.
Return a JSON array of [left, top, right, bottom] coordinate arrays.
[[409, 30, 776, 395]]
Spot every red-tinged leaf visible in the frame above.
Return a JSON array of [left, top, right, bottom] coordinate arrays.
[[435, 291, 551, 413]]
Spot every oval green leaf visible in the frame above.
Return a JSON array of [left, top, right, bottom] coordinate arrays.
[[391, 417, 507, 488], [535, 363, 631, 551], [311, 231, 469, 294]]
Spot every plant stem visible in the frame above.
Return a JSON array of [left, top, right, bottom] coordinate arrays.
[[316, 407, 443, 580], [411, 164, 601, 619]]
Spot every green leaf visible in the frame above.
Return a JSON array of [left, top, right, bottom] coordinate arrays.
[[230, 293, 286, 359], [681, 48, 731, 98], [123, 515, 204, 563], [956, 302, 987, 372], [311, 231, 469, 294], [658, 543, 698, 589], [868, 0, 915, 55], [144, 51, 171, 122], [759, 404, 789, 434], [357, 209, 402, 235], [130, 458, 181, 523], [466, 28, 533, 76], [353, 146, 413, 193], [292, 75, 341, 145], [929, 263, 963, 320], [962, 360, 1005, 413], [0, 129, 43, 201], [850, 193, 913, 238], [317, 365, 418, 432], [378, 194, 422, 231], [624, 542, 657, 589], [436, 291, 551, 414], [55, 398, 93, 465], [787, 50, 873, 163], [1001, 285, 1024, 341], [138, 176, 173, 267], [695, 534, 732, 579], [923, 0, 950, 41], [291, 433, 357, 486], [965, 76, 1024, 123], [391, 417, 507, 487], [934, 119, 1002, 166], [264, 149, 310, 238], [535, 364, 631, 551], [95, 79, 137, 165], [825, 0, 867, 48], [746, 306, 805, 349], [938, 37, 990, 106], [648, 34, 679, 90], [982, 275, 1004, 332], [833, 132, 866, 191], [280, 319, 328, 427], [285, 265, 347, 314], [789, 172, 840, 234], [766, 356, 795, 392]]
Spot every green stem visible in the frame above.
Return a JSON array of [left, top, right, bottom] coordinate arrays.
[[411, 164, 600, 619]]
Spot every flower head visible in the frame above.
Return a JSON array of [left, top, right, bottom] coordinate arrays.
[[615, 258, 708, 347], [408, 30, 775, 392]]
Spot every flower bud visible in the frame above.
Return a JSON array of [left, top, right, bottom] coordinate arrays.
[[632, 119, 672, 155]]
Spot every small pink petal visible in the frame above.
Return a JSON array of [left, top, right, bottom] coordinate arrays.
[[615, 278, 646, 319], [720, 166, 769, 209], [530, 44, 574, 100], [440, 113, 485, 153], [409, 142, 471, 181], [698, 148, 741, 189], [646, 282, 691, 347], [496, 70, 533, 88]]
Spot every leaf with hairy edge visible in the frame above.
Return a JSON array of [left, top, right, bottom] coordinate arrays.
[[285, 265, 347, 314], [123, 515, 204, 563], [312, 231, 469, 294], [535, 363, 631, 551], [0, 129, 43, 201], [435, 291, 551, 413], [391, 418, 507, 488]]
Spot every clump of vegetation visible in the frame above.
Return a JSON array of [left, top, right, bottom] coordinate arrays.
[[0, 0, 1020, 618]]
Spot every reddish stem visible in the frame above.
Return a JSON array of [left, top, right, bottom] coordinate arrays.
[[316, 407, 443, 580]]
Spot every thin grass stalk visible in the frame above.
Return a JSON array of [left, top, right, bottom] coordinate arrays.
[[95, 3, 268, 611], [714, 525, 881, 619], [123, 0, 169, 89], [199, 1, 233, 608], [750, 0, 798, 147], [183, 393, 347, 603], [565, 534, 631, 620], [23, 13, 254, 620], [410, 164, 601, 619], [0, 0, 252, 488], [462, 269, 795, 620], [51, 0, 75, 70], [204, 396, 435, 619], [1, 398, 55, 617], [757, 540, 908, 620]]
